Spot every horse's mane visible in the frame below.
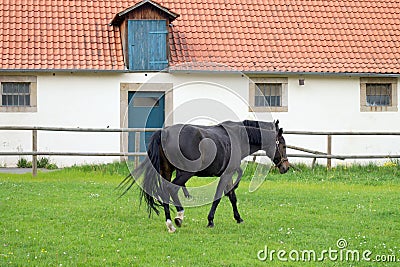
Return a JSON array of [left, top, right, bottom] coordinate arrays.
[[244, 125, 262, 145], [242, 120, 276, 145], [242, 120, 261, 128]]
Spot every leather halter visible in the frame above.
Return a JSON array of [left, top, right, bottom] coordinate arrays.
[[275, 138, 289, 167]]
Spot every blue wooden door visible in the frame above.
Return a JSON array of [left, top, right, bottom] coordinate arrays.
[[128, 92, 165, 157], [128, 20, 168, 71]]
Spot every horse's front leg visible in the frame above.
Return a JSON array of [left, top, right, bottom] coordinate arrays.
[[226, 189, 243, 224], [225, 170, 244, 224], [207, 174, 231, 228]]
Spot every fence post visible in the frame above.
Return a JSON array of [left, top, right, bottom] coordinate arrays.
[[32, 129, 37, 177], [327, 135, 332, 169], [311, 158, 317, 169], [135, 132, 140, 168]]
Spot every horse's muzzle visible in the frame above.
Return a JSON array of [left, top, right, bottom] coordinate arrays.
[[278, 159, 290, 174]]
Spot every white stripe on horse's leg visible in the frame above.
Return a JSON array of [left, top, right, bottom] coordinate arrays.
[[174, 210, 184, 227], [177, 210, 184, 220], [166, 219, 176, 233]]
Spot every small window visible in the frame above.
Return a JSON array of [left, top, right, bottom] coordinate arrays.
[[360, 78, 398, 112], [249, 77, 288, 112], [255, 83, 282, 107], [366, 83, 391, 106], [2, 82, 31, 106], [0, 76, 37, 112], [133, 97, 160, 107]]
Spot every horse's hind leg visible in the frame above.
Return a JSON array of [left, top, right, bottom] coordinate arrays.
[[163, 203, 176, 233], [170, 171, 194, 227], [159, 154, 176, 233], [159, 181, 175, 233], [159, 185, 175, 233]]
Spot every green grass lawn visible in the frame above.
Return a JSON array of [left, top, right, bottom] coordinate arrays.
[[1, 163, 399, 266]]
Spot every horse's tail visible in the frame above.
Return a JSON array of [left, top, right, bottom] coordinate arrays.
[[117, 130, 165, 216], [137, 130, 165, 216]]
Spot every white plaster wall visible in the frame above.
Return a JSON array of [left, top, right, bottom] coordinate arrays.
[[171, 73, 265, 124], [1, 72, 399, 167], [0, 72, 164, 167]]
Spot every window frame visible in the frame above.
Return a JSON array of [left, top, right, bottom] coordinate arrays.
[[2, 82, 31, 106], [360, 77, 398, 112], [249, 77, 288, 112], [0, 76, 37, 112]]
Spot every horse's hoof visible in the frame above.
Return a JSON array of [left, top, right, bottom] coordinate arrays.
[[236, 218, 244, 224], [166, 219, 176, 233], [207, 221, 214, 228], [174, 211, 184, 227], [174, 217, 182, 227]]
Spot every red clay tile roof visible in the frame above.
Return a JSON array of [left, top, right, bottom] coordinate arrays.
[[1, 0, 400, 74], [0, 0, 126, 71], [167, 0, 400, 74]]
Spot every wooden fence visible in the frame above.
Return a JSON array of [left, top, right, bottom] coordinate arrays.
[[1, 126, 400, 176], [0, 126, 153, 176]]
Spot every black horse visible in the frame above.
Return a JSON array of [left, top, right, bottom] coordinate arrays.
[[119, 120, 289, 232]]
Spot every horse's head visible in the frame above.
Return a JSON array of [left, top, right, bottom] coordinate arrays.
[[273, 121, 289, 174]]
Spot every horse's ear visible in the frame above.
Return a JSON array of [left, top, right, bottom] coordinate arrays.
[[278, 128, 283, 136], [275, 120, 280, 131]]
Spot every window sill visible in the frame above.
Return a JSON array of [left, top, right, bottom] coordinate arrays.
[[360, 105, 398, 112], [0, 106, 37, 112], [249, 106, 288, 112]]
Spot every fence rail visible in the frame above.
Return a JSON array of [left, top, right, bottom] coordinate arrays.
[[284, 131, 400, 168], [0, 126, 162, 176], [0, 126, 155, 132], [285, 130, 400, 135], [0, 152, 148, 156], [1, 126, 399, 176]]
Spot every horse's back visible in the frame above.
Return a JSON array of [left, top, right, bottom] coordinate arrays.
[[161, 124, 232, 176], [159, 120, 275, 176]]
